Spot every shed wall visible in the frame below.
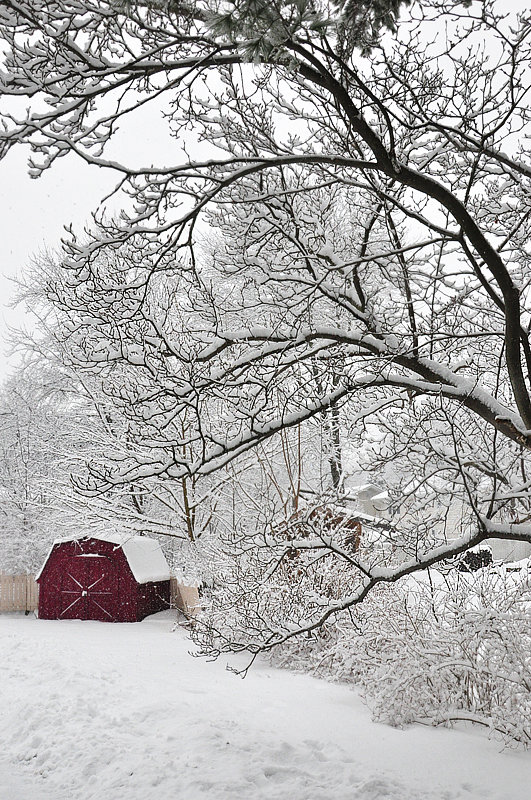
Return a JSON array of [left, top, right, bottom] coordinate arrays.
[[136, 580, 170, 621]]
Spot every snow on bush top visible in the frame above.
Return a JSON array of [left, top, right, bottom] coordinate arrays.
[[36, 533, 171, 584]]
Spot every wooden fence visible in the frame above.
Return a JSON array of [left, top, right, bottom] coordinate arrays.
[[0, 574, 39, 613], [170, 578, 200, 617], [0, 574, 199, 617]]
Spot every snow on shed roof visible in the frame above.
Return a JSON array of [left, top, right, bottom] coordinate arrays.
[[36, 533, 171, 584]]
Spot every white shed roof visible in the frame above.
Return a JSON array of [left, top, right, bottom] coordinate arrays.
[[36, 533, 171, 584]]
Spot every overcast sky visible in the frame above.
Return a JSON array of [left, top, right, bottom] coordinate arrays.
[[0, 93, 176, 383], [0, 148, 116, 381]]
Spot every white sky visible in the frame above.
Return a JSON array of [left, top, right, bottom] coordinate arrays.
[[0, 148, 116, 380], [0, 97, 175, 381]]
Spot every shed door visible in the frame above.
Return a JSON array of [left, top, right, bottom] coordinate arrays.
[[59, 555, 117, 621]]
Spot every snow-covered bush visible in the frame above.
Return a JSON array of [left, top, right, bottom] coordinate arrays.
[[206, 558, 531, 747], [352, 567, 531, 747]]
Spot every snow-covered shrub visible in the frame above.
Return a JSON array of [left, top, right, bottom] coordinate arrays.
[[357, 567, 531, 745], [271, 564, 531, 747]]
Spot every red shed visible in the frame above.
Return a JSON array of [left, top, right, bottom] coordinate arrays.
[[36, 534, 171, 622]]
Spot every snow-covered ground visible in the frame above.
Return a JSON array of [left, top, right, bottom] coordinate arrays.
[[1, 612, 530, 800]]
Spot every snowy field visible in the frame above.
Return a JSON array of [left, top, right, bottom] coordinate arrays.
[[1, 612, 530, 800]]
